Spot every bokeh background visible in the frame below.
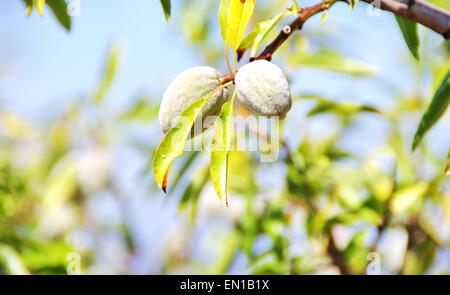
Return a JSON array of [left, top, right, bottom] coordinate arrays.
[[0, 0, 449, 274]]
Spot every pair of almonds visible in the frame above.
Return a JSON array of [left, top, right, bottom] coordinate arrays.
[[158, 60, 292, 135]]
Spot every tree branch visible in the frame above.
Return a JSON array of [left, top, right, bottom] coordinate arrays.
[[361, 0, 450, 38], [252, 0, 450, 61], [252, 0, 338, 61]]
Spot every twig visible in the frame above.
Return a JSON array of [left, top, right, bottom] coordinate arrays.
[[252, 0, 338, 61], [327, 235, 352, 275]]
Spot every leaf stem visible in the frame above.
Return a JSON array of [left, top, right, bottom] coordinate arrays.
[[224, 41, 233, 75]]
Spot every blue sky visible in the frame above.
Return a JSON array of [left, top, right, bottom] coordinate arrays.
[[0, 0, 200, 122]]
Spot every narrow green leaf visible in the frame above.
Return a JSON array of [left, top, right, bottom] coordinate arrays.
[[218, 0, 232, 42], [321, 11, 328, 24], [119, 97, 159, 122], [226, 0, 255, 51], [349, 0, 359, 9], [291, 0, 300, 12], [46, 0, 71, 31], [33, 0, 46, 16], [179, 167, 210, 222], [395, 15, 420, 60], [412, 71, 450, 150], [210, 91, 236, 206], [160, 0, 171, 23], [250, 11, 287, 57], [23, 0, 34, 16], [153, 98, 208, 192], [94, 45, 120, 103], [153, 83, 231, 192], [237, 29, 259, 61], [288, 50, 375, 76], [305, 96, 380, 117], [170, 151, 200, 193], [390, 182, 428, 214]]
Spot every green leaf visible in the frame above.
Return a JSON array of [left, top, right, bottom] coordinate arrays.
[[119, 96, 159, 122], [305, 96, 380, 118], [23, 0, 34, 16], [321, 11, 328, 24], [94, 44, 120, 103], [412, 71, 450, 150], [349, 0, 359, 9], [238, 11, 288, 59], [33, 0, 46, 16], [210, 91, 236, 207], [395, 15, 420, 60], [46, 0, 71, 31], [209, 231, 242, 274], [170, 151, 200, 193], [390, 181, 428, 214], [153, 83, 231, 192], [160, 0, 171, 23], [179, 167, 209, 222], [218, 0, 232, 42], [226, 0, 255, 51], [288, 50, 375, 76]]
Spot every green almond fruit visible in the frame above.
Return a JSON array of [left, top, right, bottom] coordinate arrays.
[[235, 60, 291, 119], [159, 66, 229, 136]]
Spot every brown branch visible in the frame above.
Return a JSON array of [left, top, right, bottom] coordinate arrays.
[[361, 0, 450, 38], [327, 234, 352, 275], [252, 0, 337, 61], [252, 0, 450, 61]]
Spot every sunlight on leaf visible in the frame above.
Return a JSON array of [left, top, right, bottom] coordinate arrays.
[[349, 0, 359, 10], [33, 0, 46, 16], [153, 83, 232, 192], [238, 10, 288, 59], [390, 182, 428, 215], [218, 0, 232, 42], [321, 11, 328, 24], [210, 91, 236, 207], [226, 0, 255, 51]]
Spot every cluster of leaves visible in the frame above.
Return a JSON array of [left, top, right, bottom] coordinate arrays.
[[393, 12, 450, 154]]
